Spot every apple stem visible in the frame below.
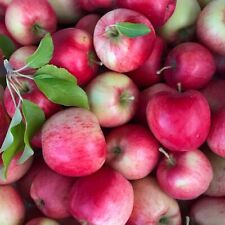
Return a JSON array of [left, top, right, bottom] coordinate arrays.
[[156, 65, 173, 75], [159, 147, 175, 166], [186, 216, 190, 225], [177, 82, 182, 92], [92, 59, 103, 66]]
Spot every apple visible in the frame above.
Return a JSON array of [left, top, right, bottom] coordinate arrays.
[[86, 71, 139, 127], [25, 217, 60, 225], [69, 166, 134, 225], [78, 0, 116, 12], [127, 177, 181, 225], [156, 149, 213, 200], [128, 36, 166, 88], [117, 0, 177, 27], [0, 0, 11, 16], [42, 107, 106, 177], [158, 0, 201, 44], [50, 28, 99, 86], [75, 14, 101, 36], [207, 106, 225, 157], [48, 0, 83, 24], [0, 185, 25, 225], [31, 128, 42, 149], [146, 90, 211, 152], [5, 0, 57, 45], [197, 0, 225, 56], [190, 197, 225, 225], [163, 42, 216, 90], [200, 79, 225, 112], [106, 124, 160, 180], [93, 8, 156, 72], [30, 165, 75, 219]]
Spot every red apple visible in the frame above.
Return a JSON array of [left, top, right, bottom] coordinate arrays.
[[30, 165, 75, 219], [78, 0, 116, 12], [127, 177, 181, 225], [93, 8, 156, 72], [190, 197, 225, 225], [86, 71, 139, 127], [207, 107, 225, 157], [42, 107, 106, 177], [117, 0, 177, 27], [156, 149, 213, 200], [106, 124, 159, 180], [30, 128, 42, 149], [5, 0, 57, 45], [146, 90, 211, 152], [50, 28, 99, 86], [163, 42, 216, 90], [128, 36, 166, 88], [25, 217, 60, 225], [69, 166, 134, 225]]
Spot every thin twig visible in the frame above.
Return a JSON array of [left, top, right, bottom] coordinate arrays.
[[15, 73, 34, 80], [13, 64, 29, 73], [6, 76, 17, 108], [8, 77, 23, 102]]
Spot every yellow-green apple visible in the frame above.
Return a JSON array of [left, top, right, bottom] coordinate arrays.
[[78, 0, 116, 12], [50, 28, 98, 86], [5, 0, 57, 45], [86, 71, 139, 127], [93, 8, 156, 72], [156, 149, 213, 200], [25, 217, 60, 225], [42, 108, 106, 177], [106, 124, 159, 180], [146, 90, 211, 152], [69, 166, 134, 225], [127, 177, 181, 225]]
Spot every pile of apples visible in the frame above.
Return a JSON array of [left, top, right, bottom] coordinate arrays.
[[0, 0, 225, 224]]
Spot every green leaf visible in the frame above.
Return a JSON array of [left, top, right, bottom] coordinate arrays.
[[26, 33, 54, 69], [0, 34, 16, 59], [115, 22, 151, 38], [19, 100, 45, 164]]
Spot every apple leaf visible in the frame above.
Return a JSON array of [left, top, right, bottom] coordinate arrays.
[[26, 33, 54, 69], [0, 34, 16, 59], [115, 22, 151, 38], [19, 100, 45, 164]]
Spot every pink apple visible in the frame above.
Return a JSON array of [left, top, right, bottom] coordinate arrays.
[[197, 0, 225, 56], [156, 149, 213, 200], [50, 28, 99, 86], [78, 0, 116, 12], [25, 217, 60, 225], [106, 124, 159, 180], [5, 0, 57, 45], [128, 36, 166, 88], [163, 42, 216, 90], [69, 166, 134, 225], [4, 78, 61, 118], [207, 107, 225, 157], [190, 197, 225, 225], [146, 90, 211, 152], [127, 177, 181, 225], [117, 0, 177, 27], [86, 71, 139, 127], [93, 8, 156, 72], [42, 107, 106, 177], [0, 185, 25, 225]]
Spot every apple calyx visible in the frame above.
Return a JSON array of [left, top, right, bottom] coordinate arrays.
[[112, 146, 122, 154], [159, 147, 176, 166], [159, 216, 169, 225], [120, 91, 135, 105], [36, 198, 45, 209]]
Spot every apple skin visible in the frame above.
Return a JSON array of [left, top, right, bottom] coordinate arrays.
[[163, 42, 216, 90], [50, 28, 98, 86], [146, 90, 211, 152], [190, 197, 225, 225], [197, 0, 225, 56], [106, 124, 160, 180], [158, 0, 201, 44], [69, 166, 134, 225], [93, 8, 156, 73], [25, 217, 60, 225], [4, 78, 61, 118], [86, 71, 139, 128], [200, 79, 225, 112], [5, 0, 57, 45], [30, 128, 42, 149], [78, 0, 116, 12], [42, 107, 106, 177], [0, 185, 25, 225], [30, 165, 75, 219], [75, 14, 101, 36], [117, 0, 177, 27], [156, 149, 213, 200], [128, 36, 166, 89], [207, 107, 225, 157], [127, 177, 181, 225]]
